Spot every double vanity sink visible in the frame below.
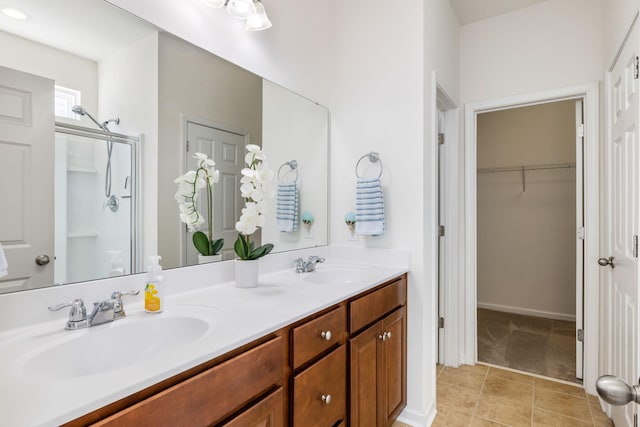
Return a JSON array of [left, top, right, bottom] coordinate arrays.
[[0, 256, 408, 426]]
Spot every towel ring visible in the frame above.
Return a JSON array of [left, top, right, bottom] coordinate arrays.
[[355, 152, 383, 178], [278, 160, 298, 182]]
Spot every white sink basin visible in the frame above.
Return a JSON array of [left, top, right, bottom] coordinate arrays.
[[15, 305, 225, 381], [299, 265, 376, 285]]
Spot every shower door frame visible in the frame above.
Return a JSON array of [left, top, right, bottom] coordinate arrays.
[[55, 122, 141, 277]]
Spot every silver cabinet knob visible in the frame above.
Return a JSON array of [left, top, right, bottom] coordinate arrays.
[[320, 330, 332, 341], [35, 254, 50, 266], [596, 375, 640, 405], [321, 394, 332, 405], [378, 333, 386, 341], [598, 256, 615, 268], [385, 331, 392, 340]]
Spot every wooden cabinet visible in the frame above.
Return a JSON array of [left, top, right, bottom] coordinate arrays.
[[349, 276, 407, 427], [292, 306, 347, 369]]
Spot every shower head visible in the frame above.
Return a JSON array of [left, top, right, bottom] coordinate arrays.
[[71, 104, 111, 132]]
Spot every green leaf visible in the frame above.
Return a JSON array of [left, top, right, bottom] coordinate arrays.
[[247, 243, 274, 260], [193, 231, 210, 255], [210, 238, 224, 255], [234, 234, 249, 259]]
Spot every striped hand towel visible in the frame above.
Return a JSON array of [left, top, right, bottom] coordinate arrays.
[[355, 177, 385, 236], [276, 182, 299, 232]]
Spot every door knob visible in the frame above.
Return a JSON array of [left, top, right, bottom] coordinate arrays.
[[35, 254, 50, 266], [596, 375, 640, 405], [597, 257, 615, 269]]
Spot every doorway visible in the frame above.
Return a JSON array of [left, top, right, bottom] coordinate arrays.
[[475, 100, 583, 383], [463, 83, 600, 393]]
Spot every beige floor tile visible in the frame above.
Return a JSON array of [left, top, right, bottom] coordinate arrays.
[[437, 364, 446, 377], [437, 380, 481, 414], [487, 366, 535, 385], [532, 408, 592, 426], [588, 402, 612, 427], [432, 404, 473, 427], [534, 377, 585, 398], [469, 417, 508, 427], [439, 366, 486, 391], [534, 388, 591, 422], [457, 363, 490, 375], [474, 393, 532, 427], [391, 421, 412, 427], [481, 375, 534, 406], [586, 393, 600, 405]]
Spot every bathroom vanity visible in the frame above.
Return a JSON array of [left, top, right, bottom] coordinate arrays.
[[64, 274, 407, 427], [0, 249, 409, 427]]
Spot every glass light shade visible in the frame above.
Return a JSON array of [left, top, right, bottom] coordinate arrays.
[[245, 2, 271, 31], [200, 0, 226, 8], [227, 0, 255, 19]]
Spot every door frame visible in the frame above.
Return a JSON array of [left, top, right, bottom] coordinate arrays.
[[463, 83, 600, 394]]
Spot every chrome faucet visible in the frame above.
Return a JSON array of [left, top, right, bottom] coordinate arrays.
[[49, 290, 140, 330], [294, 256, 326, 273]]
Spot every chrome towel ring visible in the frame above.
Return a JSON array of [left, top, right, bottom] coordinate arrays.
[[278, 160, 298, 182], [355, 151, 383, 178]]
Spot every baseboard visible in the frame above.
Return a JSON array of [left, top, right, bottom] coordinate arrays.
[[477, 302, 576, 322], [396, 404, 435, 427]]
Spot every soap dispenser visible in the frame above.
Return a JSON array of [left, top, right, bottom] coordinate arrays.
[[144, 255, 164, 313], [107, 250, 125, 277]]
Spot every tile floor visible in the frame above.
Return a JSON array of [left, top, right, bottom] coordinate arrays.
[[392, 364, 612, 427], [477, 309, 578, 383]]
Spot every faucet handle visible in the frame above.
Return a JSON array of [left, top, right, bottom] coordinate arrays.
[[48, 299, 87, 322], [110, 290, 140, 319], [308, 256, 325, 263]]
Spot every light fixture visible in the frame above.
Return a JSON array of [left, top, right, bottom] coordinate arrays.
[[1, 7, 28, 20], [246, 1, 271, 31], [202, 0, 271, 31]]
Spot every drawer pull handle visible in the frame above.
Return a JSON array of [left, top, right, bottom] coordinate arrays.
[[321, 394, 332, 405], [320, 330, 332, 341]]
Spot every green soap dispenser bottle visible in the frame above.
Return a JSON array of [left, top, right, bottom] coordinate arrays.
[[144, 255, 164, 313]]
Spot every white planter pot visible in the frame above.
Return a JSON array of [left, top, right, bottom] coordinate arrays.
[[235, 259, 260, 288], [197, 254, 223, 264]]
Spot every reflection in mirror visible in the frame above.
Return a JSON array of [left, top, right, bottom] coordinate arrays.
[[0, 0, 329, 294]]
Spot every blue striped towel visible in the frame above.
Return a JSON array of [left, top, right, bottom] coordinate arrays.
[[355, 177, 385, 236], [276, 182, 299, 232]]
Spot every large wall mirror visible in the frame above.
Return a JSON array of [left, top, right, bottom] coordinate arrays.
[[0, 0, 329, 294]]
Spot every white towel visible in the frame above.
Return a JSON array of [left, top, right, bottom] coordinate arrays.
[[355, 177, 385, 236], [276, 182, 299, 232], [0, 243, 7, 278]]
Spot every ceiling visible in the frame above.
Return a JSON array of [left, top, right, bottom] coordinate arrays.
[[448, 0, 550, 25]]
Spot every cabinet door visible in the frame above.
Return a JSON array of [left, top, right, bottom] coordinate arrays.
[[349, 320, 382, 427], [222, 388, 283, 427], [380, 306, 406, 426]]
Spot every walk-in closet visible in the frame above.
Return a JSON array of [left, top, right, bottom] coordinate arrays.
[[476, 99, 582, 383]]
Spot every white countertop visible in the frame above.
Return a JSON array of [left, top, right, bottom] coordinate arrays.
[[0, 248, 408, 427]]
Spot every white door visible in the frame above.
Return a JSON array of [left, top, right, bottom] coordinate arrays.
[[601, 20, 639, 427], [575, 99, 585, 381], [185, 121, 245, 263], [0, 66, 54, 291]]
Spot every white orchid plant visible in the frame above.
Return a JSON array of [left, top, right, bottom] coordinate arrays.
[[234, 144, 275, 260], [175, 152, 224, 256]]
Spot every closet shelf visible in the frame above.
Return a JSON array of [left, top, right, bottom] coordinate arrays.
[[477, 162, 576, 193], [476, 162, 576, 174]]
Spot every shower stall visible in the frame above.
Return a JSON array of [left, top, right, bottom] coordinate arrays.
[[54, 122, 139, 284]]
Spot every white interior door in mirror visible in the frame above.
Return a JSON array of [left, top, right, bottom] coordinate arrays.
[[185, 122, 245, 264], [0, 66, 55, 291]]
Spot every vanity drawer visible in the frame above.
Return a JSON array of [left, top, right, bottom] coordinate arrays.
[[292, 306, 346, 369], [221, 387, 284, 427], [292, 345, 346, 427], [92, 336, 283, 427], [349, 276, 407, 333]]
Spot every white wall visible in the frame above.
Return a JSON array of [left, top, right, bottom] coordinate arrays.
[[477, 101, 577, 320], [460, 0, 604, 103], [604, 0, 638, 68]]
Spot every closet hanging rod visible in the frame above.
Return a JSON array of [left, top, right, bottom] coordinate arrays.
[[477, 162, 576, 174]]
